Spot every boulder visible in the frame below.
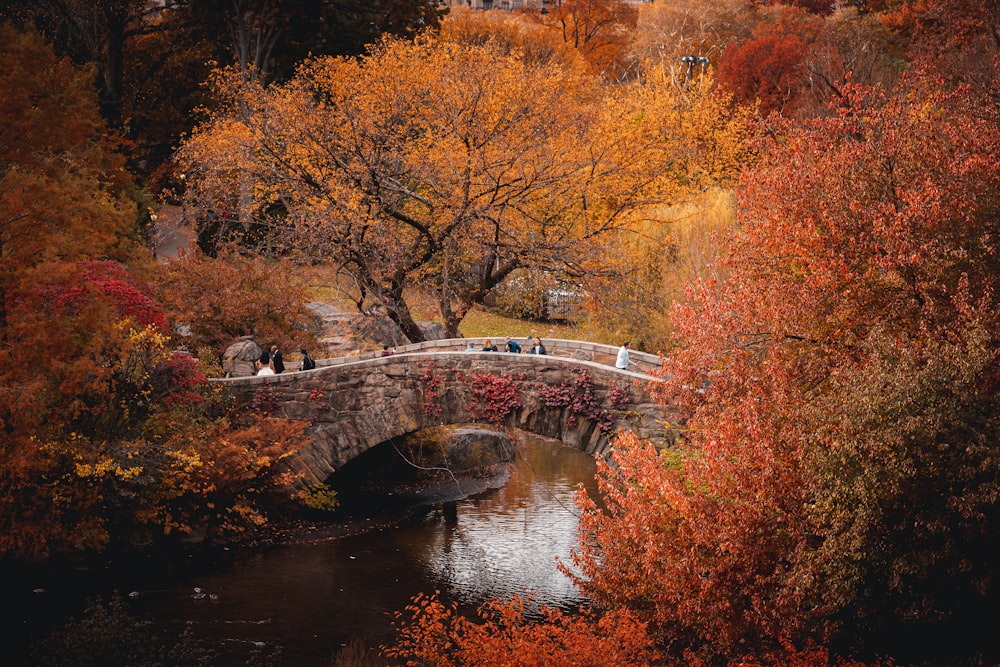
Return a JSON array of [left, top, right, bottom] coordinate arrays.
[[401, 425, 515, 471], [350, 312, 449, 347], [222, 336, 263, 377]]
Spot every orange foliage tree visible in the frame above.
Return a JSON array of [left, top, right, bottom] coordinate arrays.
[[536, 0, 639, 80], [440, 5, 586, 72], [629, 0, 755, 69], [157, 246, 321, 357], [179, 34, 679, 341], [384, 592, 661, 667], [568, 77, 1000, 664], [0, 25, 309, 560]]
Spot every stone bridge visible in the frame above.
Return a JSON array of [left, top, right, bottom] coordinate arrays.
[[213, 339, 676, 487]]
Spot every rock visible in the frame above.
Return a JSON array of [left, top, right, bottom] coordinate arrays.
[[222, 336, 263, 377], [419, 321, 448, 341], [400, 425, 515, 471], [307, 301, 450, 355], [334, 425, 515, 509]]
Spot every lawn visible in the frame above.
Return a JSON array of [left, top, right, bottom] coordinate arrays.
[[457, 307, 579, 341], [301, 264, 584, 343]]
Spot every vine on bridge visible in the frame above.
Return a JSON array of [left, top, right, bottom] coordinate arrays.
[[418, 361, 445, 420], [537, 368, 620, 433], [464, 371, 523, 426]]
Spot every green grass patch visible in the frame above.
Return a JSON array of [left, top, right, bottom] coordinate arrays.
[[458, 307, 579, 341]]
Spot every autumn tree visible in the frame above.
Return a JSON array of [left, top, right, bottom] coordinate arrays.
[[180, 34, 689, 341], [0, 0, 163, 125], [157, 246, 321, 357], [714, 5, 829, 118], [569, 77, 1000, 664], [385, 592, 661, 666], [0, 25, 309, 560], [0, 23, 138, 341], [629, 0, 755, 71], [797, 6, 901, 108], [889, 0, 1000, 111], [440, 5, 587, 72], [579, 64, 755, 352], [536, 0, 639, 80]]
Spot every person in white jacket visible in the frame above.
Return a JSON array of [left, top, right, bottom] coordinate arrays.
[[615, 341, 638, 370]]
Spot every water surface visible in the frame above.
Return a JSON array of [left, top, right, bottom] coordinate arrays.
[[14, 433, 599, 665]]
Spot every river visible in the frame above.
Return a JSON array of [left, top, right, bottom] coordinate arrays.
[[6, 432, 600, 666]]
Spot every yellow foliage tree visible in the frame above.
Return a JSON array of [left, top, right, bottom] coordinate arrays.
[[180, 34, 681, 340], [579, 65, 755, 351], [440, 6, 586, 73]]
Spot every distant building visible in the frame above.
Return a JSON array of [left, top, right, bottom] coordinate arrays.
[[439, 0, 546, 10], [438, 0, 650, 9]]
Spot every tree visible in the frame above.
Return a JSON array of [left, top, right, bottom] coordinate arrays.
[[440, 5, 586, 72], [157, 246, 321, 356], [385, 592, 661, 666], [0, 23, 139, 345], [0, 0, 160, 125], [629, 0, 755, 71], [536, 0, 639, 80], [714, 5, 826, 118], [0, 25, 310, 560], [569, 78, 1000, 663], [180, 35, 676, 341], [578, 64, 756, 352], [888, 0, 1000, 111]]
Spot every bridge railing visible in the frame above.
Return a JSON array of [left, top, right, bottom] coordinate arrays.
[[295, 338, 662, 374]]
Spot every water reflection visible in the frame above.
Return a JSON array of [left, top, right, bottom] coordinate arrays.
[[24, 432, 600, 665], [411, 436, 596, 610]]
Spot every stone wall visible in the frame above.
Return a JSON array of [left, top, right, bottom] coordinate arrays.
[[296, 337, 663, 373], [215, 351, 675, 487]]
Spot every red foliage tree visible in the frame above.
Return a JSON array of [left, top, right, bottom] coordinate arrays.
[[568, 76, 1000, 664], [385, 592, 661, 666], [0, 25, 311, 560], [716, 30, 809, 117]]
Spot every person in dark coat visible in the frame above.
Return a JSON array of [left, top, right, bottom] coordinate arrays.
[[503, 336, 522, 353], [270, 345, 285, 373]]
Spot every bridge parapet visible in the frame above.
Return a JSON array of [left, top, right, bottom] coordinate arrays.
[[215, 350, 674, 487], [298, 338, 662, 373]]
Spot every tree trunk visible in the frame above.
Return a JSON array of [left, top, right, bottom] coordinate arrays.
[[382, 290, 426, 343], [439, 294, 468, 339], [100, 4, 126, 127]]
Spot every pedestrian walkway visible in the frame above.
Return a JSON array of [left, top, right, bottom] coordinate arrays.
[[152, 204, 192, 260]]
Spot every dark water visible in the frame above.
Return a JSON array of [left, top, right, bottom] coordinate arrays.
[[7, 433, 599, 666]]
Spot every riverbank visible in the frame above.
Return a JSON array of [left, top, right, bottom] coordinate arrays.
[[253, 461, 514, 549]]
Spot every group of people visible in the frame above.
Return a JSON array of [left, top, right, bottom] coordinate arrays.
[[465, 336, 547, 355], [253, 338, 638, 375], [256, 345, 315, 375], [461, 337, 639, 370]]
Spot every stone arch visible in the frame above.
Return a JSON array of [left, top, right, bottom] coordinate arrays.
[[214, 349, 673, 486]]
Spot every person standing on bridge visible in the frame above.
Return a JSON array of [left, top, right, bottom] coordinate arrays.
[[271, 345, 285, 374], [503, 336, 521, 353], [481, 339, 498, 352], [299, 348, 316, 371], [528, 337, 547, 355], [615, 341, 638, 370]]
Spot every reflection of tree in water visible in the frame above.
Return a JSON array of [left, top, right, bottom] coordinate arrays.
[[417, 432, 598, 613]]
